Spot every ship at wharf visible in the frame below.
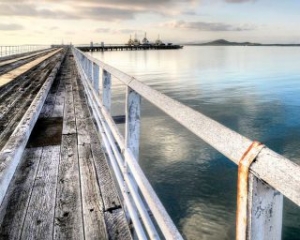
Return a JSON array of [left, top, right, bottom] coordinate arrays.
[[75, 34, 183, 52], [76, 44, 183, 52], [0, 44, 300, 240]]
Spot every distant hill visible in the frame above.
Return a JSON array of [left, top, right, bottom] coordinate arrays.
[[185, 39, 300, 47]]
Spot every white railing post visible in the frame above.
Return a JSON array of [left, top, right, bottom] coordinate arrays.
[[89, 59, 93, 82], [86, 59, 91, 81], [125, 87, 141, 161], [80, 53, 84, 69], [102, 70, 111, 112], [124, 87, 141, 239], [83, 56, 86, 74], [247, 174, 283, 240], [84, 57, 88, 76], [93, 62, 99, 93]]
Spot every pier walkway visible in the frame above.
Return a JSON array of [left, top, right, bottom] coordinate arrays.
[[0, 49, 131, 239], [1, 45, 300, 240]]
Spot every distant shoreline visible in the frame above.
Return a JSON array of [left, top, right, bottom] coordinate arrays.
[[184, 39, 300, 47]]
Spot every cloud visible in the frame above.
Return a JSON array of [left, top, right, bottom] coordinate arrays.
[[163, 20, 256, 31], [0, 2, 140, 21], [80, 6, 137, 20], [0, 3, 79, 19], [48, 26, 59, 31], [0, 0, 197, 21], [95, 28, 111, 33], [0, 23, 24, 31], [95, 28, 143, 35]]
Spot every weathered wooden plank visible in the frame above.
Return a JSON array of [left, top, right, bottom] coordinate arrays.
[[104, 209, 132, 240], [90, 137, 121, 211], [78, 143, 108, 240], [21, 146, 60, 240], [73, 91, 90, 120], [39, 73, 60, 118], [248, 174, 283, 240], [54, 134, 84, 240], [39, 91, 56, 118], [52, 75, 65, 118], [76, 118, 92, 145], [0, 148, 43, 240], [63, 75, 76, 135]]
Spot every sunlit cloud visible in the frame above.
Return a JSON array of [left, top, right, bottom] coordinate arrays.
[[162, 20, 256, 31], [95, 28, 144, 35], [0, 23, 24, 31], [0, 3, 78, 19], [0, 0, 197, 20]]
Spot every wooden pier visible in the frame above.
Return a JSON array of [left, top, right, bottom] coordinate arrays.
[[2, 45, 300, 240], [0, 48, 131, 239]]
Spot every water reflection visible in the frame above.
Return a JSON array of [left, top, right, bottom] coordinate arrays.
[[91, 46, 300, 239]]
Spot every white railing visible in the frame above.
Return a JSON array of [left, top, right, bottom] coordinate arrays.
[[0, 45, 50, 58], [72, 47, 300, 240]]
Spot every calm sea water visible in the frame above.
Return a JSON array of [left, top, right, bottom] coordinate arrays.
[[91, 46, 300, 239]]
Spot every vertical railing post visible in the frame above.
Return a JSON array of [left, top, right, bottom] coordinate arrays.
[[247, 174, 283, 240], [82, 55, 85, 73], [89, 59, 93, 82], [93, 62, 99, 93], [86, 58, 89, 79], [85, 58, 89, 78], [102, 70, 111, 112], [80, 54, 85, 71], [82, 56, 86, 73], [124, 87, 141, 235], [125, 87, 141, 161]]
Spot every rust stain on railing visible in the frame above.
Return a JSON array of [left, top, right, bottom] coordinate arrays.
[[236, 141, 265, 240]]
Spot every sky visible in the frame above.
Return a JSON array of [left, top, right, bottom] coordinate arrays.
[[0, 0, 300, 45]]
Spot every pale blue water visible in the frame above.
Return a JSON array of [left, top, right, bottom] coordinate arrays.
[[91, 46, 300, 239]]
